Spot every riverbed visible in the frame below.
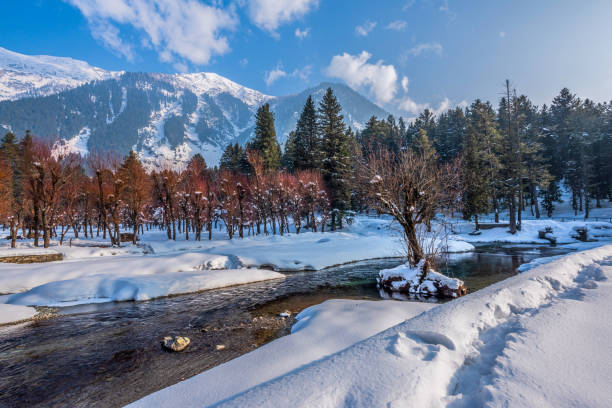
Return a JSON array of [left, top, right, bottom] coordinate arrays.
[[0, 245, 571, 407]]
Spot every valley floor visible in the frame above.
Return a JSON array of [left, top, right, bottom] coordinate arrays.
[[1, 215, 611, 324]]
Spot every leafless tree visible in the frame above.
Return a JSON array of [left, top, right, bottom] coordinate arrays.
[[360, 149, 459, 274]]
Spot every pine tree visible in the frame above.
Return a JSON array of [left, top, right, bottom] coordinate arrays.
[[282, 131, 297, 171], [434, 107, 466, 163], [291, 95, 321, 170], [412, 128, 436, 160], [250, 103, 281, 170], [463, 100, 501, 228], [318, 87, 352, 229], [521, 100, 552, 219]]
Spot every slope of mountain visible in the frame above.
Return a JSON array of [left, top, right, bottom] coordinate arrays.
[[0, 46, 121, 101], [0, 49, 388, 166]]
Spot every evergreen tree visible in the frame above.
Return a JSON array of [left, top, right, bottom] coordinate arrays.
[[434, 107, 466, 163], [250, 103, 281, 170], [282, 131, 298, 171], [318, 87, 352, 229], [220, 143, 248, 173], [463, 100, 501, 228], [291, 95, 321, 170], [412, 128, 436, 160]]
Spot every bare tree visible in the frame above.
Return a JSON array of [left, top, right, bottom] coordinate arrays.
[[360, 149, 458, 274]]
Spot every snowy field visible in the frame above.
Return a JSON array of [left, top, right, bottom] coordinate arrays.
[[130, 245, 612, 407], [0, 217, 471, 321], [1, 214, 611, 325]]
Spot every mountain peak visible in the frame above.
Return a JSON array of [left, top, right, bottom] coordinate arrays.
[[0, 47, 120, 101]]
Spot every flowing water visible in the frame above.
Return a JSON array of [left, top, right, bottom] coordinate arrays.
[[0, 245, 572, 408]]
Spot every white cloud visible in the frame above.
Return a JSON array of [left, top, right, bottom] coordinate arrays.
[[295, 27, 310, 39], [240, 58, 249, 67], [265, 68, 287, 86], [326, 50, 458, 117], [65, 0, 237, 66], [248, 0, 318, 33], [499, 31, 506, 38], [398, 96, 450, 116], [265, 64, 311, 86], [325, 51, 398, 105], [88, 18, 134, 61], [291, 65, 312, 80], [401, 76, 409, 92], [355, 20, 377, 37], [406, 42, 443, 56], [386, 20, 407, 31]]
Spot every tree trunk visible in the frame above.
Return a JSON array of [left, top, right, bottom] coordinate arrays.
[[508, 191, 517, 234], [10, 218, 17, 249], [403, 221, 425, 268]]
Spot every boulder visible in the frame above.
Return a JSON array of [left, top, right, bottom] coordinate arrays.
[[162, 336, 190, 352]]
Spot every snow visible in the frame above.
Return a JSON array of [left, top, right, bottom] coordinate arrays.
[[0, 303, 37, 325], [168, 72, 271, 107], [0, 251, 247, 294], [7, 268, 284, 306], [128, 299, 435, 408], [0, 46, 120, 101], [454, 218, 612, 245], [51, 126, 90, 158], [379, 258, 464, 295], [0, 248, 60, 258], [136, 245, 612, 407]]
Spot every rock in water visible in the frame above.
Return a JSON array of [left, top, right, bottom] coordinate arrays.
[[378, 259, 467, 298], [162, 336, 190, 352]]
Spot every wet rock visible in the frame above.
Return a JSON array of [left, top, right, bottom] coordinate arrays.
[[215, 344, 226, 351], [162, 336, 190, 352], [279, 311, 291, 318]]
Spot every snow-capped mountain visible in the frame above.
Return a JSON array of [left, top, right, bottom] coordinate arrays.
[[0, 48, 387, 166], [0, 46, 121, 101]]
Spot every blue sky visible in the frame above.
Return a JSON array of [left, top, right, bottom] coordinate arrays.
[[2, 0, 612, 117]]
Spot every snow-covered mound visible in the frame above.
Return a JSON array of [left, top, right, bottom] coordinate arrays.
[[0, 46, 120, 101], [7, 269, 283, 306], [378, 259, 466, 298], [128, 299, 436, 408], [0, 252, 241, 294], [0, 303, 37, 325], [174, 245, 611, 407]]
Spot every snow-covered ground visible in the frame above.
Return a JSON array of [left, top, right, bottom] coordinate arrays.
[[1, 214, 611, 323], [128, 299, 436, 408], [130, 245, 611, 407], [0, 217, 473, 313], [0, 303, 37, 325], [453, 218, 612, 244]]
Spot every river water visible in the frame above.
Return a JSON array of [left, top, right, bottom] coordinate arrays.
[[0, 245, 571, 407]]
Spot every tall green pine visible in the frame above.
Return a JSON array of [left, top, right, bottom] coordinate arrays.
[[318, 87, 352, 229]]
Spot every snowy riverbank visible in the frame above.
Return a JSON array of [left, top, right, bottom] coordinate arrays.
[[0, 217, 473, 313], [129, 245, 612, 407], [1, 215, 611, 319]]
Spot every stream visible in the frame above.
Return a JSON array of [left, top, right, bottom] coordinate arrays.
[[0, 245, 572, 407]]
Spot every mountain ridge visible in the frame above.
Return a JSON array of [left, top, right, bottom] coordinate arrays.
[[0, 48, 388, 166]]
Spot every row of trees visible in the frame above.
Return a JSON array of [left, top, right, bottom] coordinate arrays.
[[0, 132, 331, 248]]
